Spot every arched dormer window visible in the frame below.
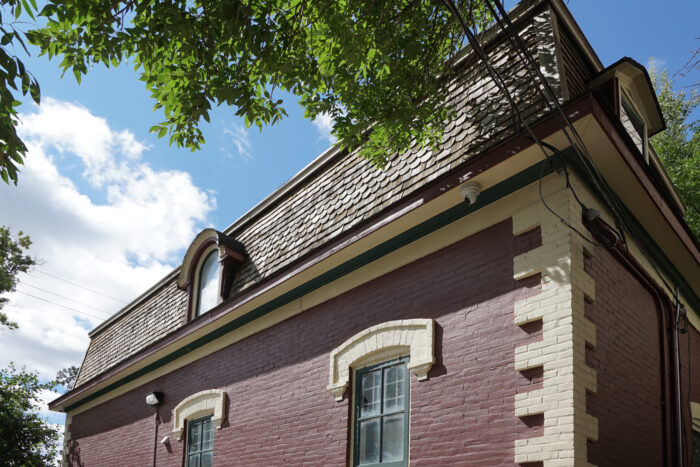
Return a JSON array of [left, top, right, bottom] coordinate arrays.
[[196, 249, 219, 316], [177, 229, 246, 321]]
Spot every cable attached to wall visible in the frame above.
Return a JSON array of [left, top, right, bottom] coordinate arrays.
[[439, 0, 599, 248], [438, 2, 695, 464]]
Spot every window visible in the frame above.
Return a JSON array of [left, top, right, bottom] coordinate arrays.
[[186, 416, 214, 467], [196, 249, 219, 317], [171, 389, 226, 440], [354, 358, 409, 467], [176, 228, 246, 322], [620, 93, 648, 162]]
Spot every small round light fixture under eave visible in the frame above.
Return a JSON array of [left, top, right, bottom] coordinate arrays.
[[146, 391, 164, 406]]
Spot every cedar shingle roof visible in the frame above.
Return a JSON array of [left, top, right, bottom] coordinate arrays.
[[74, 1, 575, 387]]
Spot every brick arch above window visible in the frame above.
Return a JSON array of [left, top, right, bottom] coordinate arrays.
[[326, 319, 435, 401], [172, 389, 227, 440]]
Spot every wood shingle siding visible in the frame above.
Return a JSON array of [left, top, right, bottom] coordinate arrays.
[[74, 3, 561, 388]]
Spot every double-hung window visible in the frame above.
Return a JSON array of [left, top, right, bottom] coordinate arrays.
[[186, 415, 214, 467], [354, 358, 409, 466]]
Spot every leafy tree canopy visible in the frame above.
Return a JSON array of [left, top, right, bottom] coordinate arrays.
[[55, 365, 78, 391], [0, 0, 41, 184], [0, 364, 60, 467], [26, 0, 491, 168], [0, 225, 35, 330], [650, 65, 700, 240]]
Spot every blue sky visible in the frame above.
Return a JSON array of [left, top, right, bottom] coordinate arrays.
[[0, 0, 698, 426]]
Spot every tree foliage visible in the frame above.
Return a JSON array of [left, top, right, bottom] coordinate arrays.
[[55, 365, 78, 391], [0, 225, 35, 330], [650, 66, 700, 240], [0, 364, 60, 467], [27, 0, 491, 167], [0, 0, 41, 185]]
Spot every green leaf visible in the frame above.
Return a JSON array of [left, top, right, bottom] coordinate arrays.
[[21, 0, 35, 20]]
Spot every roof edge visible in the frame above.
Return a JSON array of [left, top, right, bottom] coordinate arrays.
[[223, 144, 346, 238], [83, 0, 560, 341], [88, 268, 180, 338], [546, 0, 604, 72]]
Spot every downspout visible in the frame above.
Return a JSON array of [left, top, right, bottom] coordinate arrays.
[[585, 216, 683, 466], [673, 286, 687, 467]]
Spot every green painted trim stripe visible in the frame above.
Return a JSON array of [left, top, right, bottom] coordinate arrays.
[[64, 158, 558, 412], [65, 146, 700, 411]]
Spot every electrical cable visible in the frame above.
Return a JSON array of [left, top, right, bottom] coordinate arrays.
[[440, 0, 598, 246], [33, 269, 128, 304], [19, 282, 113, 315], [487, 0, 625, 219], [484, 0, 618, 215], [475, 6, 694, 463], [14, 290, 110, 321], [484, 0, 683, 300]]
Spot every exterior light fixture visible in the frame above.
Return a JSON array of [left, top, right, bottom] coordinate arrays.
[[145, 391, 164, 406], [461, 181, 481, 205]]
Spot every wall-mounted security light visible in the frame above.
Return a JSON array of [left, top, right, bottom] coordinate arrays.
[[460, 182, 481, 205], [145, 391, 164, 406]]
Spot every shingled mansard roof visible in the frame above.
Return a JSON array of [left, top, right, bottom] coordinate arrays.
[[73, 0, 600, 388]]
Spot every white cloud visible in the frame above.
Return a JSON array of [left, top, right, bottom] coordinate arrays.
[[223, 124, 253, 162], [18, 98, 150, 187], [37, 389, 64, 418], [312, 112, 336, 145], [0, 98, 215, 386]]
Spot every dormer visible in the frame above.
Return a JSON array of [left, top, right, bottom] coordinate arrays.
[[177, 229, 246, 321], [589, 58, 666, 164]]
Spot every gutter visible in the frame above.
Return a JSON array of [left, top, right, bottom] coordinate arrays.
[[50, 156, 565, 412]]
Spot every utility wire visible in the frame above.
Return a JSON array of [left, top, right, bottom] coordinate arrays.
[[486, 0, 680, 298], [440, 0, 598, 246], [33, 269, 128, 304], [486, 1, 628, 240], [479, 7, 690, 464], [14, 291, 110, 321], [19, 282, 113, 316]]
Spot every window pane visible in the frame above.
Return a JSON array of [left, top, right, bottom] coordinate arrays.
[[382, 414, 404, 462], [383, 365, 405, 413], [621, 97, 645, 157], [200, 452, 213, 467], [201, 419, 214, 451], [359, 419, 380, 464], [188, 421, 201, 452], [188, 454, 200, 467], [197, 251, 219, 315], [360, 370, 381, 417]]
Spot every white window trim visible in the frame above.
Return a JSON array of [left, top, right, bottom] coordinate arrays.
[[172, 389, 227, 440], [327, 319, 435, 401]]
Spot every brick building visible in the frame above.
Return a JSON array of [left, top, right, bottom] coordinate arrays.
[[50, 0, 700, 465]]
